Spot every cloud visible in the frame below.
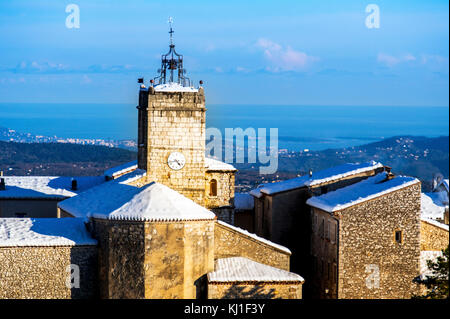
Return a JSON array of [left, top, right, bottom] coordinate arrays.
[[256, 38, 319, 72], [377, 53, 416, 67], [420, 54, 448, 65], [13, 61, 69, 73], [3, 61, 142, 74]]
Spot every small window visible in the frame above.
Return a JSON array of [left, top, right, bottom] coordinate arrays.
[[15, 212, 27, 218], [394, 230, 402, 244], [209, 179, 217, 196]]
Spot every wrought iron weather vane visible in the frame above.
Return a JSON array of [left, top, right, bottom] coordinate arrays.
[[153, 17, 192, 87]]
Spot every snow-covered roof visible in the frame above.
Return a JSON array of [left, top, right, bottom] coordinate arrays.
[[234, 193, 254, 210], [59, 172, 215, 222], [205, 157, 237, 171], [207, 257, 304, 283], [217, 220, 291, 254], [419, 251, 443, 280], [0, 176, 105, 199], [58, 169, 146, 218], [306, 172, 420, 213], [434, 179, 449, 193], [250, 161, 383, 197], [421, 217, 449, 232], [91, 182, 216, 222], [443, 179, 449, 192], [104, 160, 138, 179], [421, 193, 447, 221], [153, 82, 198, 93], [0, 218, 97, 247]]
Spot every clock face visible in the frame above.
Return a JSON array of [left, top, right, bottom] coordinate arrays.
[[167, 152, 186, 170]]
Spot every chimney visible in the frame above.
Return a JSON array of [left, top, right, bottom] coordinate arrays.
[[71, 179, 78, 191]]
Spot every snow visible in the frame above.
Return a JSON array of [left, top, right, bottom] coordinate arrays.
[[306, 172, 420, 213], [250, 161, 383, 197], [0, 218, 97, 247], [59, 171, 216, 222], [104, 160, 138, 179], [0, 176, 105, 199], [217, 220, 291, 254], [421, 217, 449, 232], [204, 157, 237, 171], [153, 82, 198, 92], [58, 169, 146, 219], [421, 193, 447, 220], [234, 193, 254, 210], [444, 179, 449, 192], [91, 182, 216, 222], [437, 179, 449, 193], [207, 257, 304, 283], [419, 251, 443, 280]]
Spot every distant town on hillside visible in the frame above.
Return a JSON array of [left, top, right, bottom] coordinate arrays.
[[1, 126, 448, 193]]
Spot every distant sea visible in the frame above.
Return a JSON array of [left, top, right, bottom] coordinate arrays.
[[0, 103, 448, 151]]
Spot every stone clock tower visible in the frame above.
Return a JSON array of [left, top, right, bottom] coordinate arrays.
[[137, 21, 206, 205]]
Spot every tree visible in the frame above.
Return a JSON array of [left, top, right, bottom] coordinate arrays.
[[414, 247, 449, 299]]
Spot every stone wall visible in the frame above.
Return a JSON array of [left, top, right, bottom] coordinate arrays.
[[91, 219, 146, 299], [420, 220, 449, 251], [137, 88, 206, 205], [207, 282, 302, 299], [91, 218, 214, 299], [214, 221, 290, 271], [0, 245, 97, 299], [205, 171, 235, 209], [143, 220, 214, 299], [335, 182, 422, 299]]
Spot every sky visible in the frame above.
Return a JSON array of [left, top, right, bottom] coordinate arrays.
[[0, 0, 448, 106]]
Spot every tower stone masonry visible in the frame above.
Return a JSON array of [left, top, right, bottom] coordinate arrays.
[[137, 86, 206, 206]]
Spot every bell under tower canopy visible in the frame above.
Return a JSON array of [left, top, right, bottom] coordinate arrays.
[[153, 17, 192, 88]]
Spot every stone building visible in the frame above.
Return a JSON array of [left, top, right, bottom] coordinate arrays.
[[249, 161, 386, 295], [0, 173, 303, 299], [134, 32, 237, 218], [0, 26, 303, 299], [306, 172, 422, 299], [0, 176, 104, 218], [245, 161, 449, 299], [0, 218, 97, 299]]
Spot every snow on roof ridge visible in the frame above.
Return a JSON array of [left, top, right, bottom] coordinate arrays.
[[306, 172, 420, 213], [251, 161, 383, 197], [90, 182, 216, 222], [217, 220, 291, 254], [421, 217, 449, 232], [304, 160, 383, 187], [153, 82, 198, 92], [57, 169, 147, 219], [0, 218, 97, 247], [207, 257, 304, 283], [104, 160, 138, 178], [204, 157, 237, 171]]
